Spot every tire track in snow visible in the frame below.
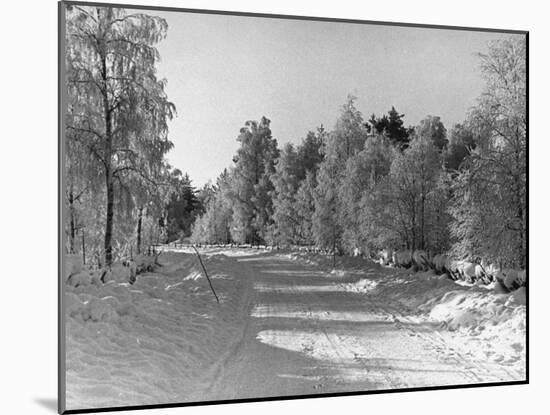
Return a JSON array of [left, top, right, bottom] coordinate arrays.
[[343, 280, 521, 383], [300, 288, 402, 390], [378, 301, 520, 382]]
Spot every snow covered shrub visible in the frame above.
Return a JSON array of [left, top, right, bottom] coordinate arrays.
[[64, 254, 83, 283], [104, 263, 132, 283], [378, 249, 393, 265], [67, 270, 93, 287], [496, 269, 527, 291], [460, 261, 477, 283], [135, 255, 157, 273], [392, 250, 412, 268], [116, 302, 138, 318], [431, 254, 448, 274], [65, 292, 86, 317], [88, 298, 119, 322], [412, 250, 430, 271]]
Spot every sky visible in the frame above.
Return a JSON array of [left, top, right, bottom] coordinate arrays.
[[143, 9, 516, 187]]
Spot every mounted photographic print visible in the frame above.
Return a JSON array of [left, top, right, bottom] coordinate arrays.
[[59, 1, 528, 413]]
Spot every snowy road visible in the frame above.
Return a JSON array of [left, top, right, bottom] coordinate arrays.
[[191, 250, 524, 401], [65, 248, 525, 410]]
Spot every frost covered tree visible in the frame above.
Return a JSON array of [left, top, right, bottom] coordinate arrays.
[[295, 171, 317, 245], [330, 95, 369, 161], [417, 115, 448, 150], [297, 127, 326, 175], [339, 135, 393, 253], [230, 117, 279, 244], [65, 123, 103, 255], [449, 37, 526, 268], [270, 128, 326, 246], [313, 155, 341, 252], [445, 123, 476, 171], [270, 143, 302, 246], [191, 171, 233, 244], [65, 5, 175, 265], [312, 96, 367, 252], [372, 135, 442, 251], [165, 170, 201, 242]]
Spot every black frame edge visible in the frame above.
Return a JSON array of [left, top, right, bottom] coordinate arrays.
[[61, 380, 528, 414], [59, 1, 67, 414], [61, 0, 528, 35]]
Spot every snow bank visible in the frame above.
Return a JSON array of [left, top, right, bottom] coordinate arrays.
[[64, 251, 252, 410]]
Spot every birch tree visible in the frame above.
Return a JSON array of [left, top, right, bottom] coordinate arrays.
[[65, 5, 175, 264], [449, 37, 526, 268]]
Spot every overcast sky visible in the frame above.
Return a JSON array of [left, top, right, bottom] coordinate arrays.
[[145, 9, 515, 187]]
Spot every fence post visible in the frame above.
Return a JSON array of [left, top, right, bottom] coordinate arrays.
[[192, 246, 220, 304], [81, 230, 86, 265]]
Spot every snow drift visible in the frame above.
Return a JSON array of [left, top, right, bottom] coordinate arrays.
[[64, 251, 252, 410]]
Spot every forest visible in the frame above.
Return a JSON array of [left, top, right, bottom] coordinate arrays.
[[64, 6, 526, 272]]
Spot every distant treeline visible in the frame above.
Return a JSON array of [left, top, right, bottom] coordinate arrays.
[[64, 5, 525, 270]]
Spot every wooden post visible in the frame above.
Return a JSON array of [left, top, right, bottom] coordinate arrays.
[[81, 230, 86, 265], [192, 246, 220, 304]]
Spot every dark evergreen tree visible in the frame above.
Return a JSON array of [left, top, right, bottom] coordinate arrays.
[[165, 170, 201, 242], [368, 107, 411, 148]]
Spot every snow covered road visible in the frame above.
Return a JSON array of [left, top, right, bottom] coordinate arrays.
[[191, 249, 525, 401], [64, 248, 525, 410]]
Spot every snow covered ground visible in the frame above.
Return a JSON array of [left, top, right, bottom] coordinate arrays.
[[64, 247, 526, 410], [64, 251, 253, 409]]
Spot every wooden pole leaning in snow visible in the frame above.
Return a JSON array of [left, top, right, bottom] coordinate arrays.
[[192, 246, 220, 304]]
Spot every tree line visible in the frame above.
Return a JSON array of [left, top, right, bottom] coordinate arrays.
[[191, 37, 526, 269], [64, 5, 525, 270]]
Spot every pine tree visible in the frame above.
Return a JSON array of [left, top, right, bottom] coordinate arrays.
[[367, 107, 410, 148], [165, 170, 201, 242]]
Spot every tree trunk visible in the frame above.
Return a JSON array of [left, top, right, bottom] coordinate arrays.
[[411, 195, 417, 251], [513, 141, 526, 269], [101, 43, 114, 266], [104, 172, 114, 265], [136, 206, 144, 254], [420, 192, 426, 250]]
